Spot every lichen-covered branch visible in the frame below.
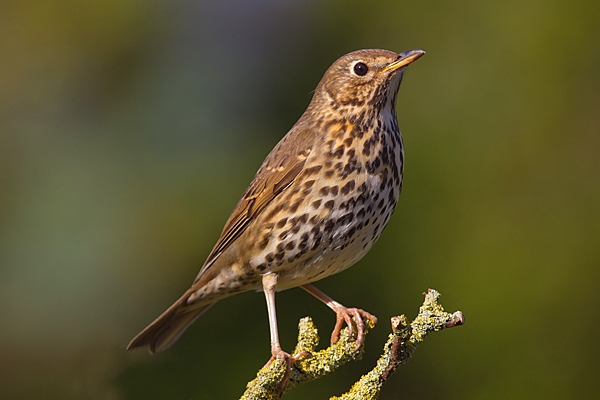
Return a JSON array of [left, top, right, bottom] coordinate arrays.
[[240, 316, 375, 400], [331, 289, 464, 399], [240, 289, 464, 400]]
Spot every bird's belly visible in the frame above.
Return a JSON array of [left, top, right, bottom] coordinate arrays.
[[250, 170, 400, 291]]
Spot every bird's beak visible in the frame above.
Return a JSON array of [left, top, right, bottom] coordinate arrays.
[[381, 49, 426, 73]]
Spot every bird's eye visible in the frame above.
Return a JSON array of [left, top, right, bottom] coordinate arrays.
[[353, 62, 368, 76]]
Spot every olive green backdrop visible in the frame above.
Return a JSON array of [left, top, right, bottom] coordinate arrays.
[[1, 1, 598, 399]]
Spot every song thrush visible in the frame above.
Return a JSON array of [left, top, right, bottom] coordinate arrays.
[[127, 48, 425, 369]]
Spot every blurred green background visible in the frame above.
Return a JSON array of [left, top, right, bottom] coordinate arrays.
[[1, 0, 599, 399]]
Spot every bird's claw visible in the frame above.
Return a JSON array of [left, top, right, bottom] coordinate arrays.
[[330, 307, 377, 350], [265, 349, 311, 393]]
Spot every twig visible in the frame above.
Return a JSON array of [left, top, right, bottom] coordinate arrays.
[[240, 288, 464, 400]]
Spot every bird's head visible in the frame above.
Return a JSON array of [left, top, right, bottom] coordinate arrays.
[[311, 48, 425, 115]]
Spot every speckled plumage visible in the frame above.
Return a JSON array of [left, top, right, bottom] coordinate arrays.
[[127, 48, 425, 357]]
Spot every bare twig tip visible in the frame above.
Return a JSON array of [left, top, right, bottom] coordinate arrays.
[[444, 311, 465, 328], [390, 315, 408, 333]]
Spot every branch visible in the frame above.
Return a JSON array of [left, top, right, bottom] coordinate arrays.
[[240, 288, 464, 400]]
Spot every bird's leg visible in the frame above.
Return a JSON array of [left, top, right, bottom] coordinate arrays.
[[262, 273, 308, 392], [262, 273, 288, 360], [300, 283, 377, 350]]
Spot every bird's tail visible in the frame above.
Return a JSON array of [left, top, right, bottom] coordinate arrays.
[[126, 290, 216, 354]]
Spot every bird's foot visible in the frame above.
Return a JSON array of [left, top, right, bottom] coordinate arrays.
[[330, 306, 377, 350], [265, 348, 311, 393]]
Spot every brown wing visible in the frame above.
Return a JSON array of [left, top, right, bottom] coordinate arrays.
[[194, 126, 316, 282]]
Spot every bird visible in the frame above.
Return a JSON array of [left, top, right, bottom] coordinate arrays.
[[127, 48, 425, 370]]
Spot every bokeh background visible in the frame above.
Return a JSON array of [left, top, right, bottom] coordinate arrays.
[[1, 1, 599, 399]]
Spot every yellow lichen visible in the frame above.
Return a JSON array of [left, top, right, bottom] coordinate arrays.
[[240, 289, 464, 400]]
